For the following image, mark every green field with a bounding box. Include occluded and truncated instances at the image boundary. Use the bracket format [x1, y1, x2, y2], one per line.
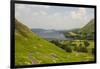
[52, 40, 94, 61]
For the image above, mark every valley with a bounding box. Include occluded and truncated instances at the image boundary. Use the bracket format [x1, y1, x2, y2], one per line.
[15, 19, 95, 66]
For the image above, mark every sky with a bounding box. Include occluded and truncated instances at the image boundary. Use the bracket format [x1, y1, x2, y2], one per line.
[15, 4, 94, 30]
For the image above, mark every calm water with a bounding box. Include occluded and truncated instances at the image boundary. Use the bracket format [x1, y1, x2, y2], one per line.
[32, 29, 73, 40]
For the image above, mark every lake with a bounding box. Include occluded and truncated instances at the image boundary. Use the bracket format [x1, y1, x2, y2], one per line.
[31, 29, 74, 41]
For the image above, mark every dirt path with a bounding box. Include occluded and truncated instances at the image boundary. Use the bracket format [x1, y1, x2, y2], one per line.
[28, 53, 39, 64]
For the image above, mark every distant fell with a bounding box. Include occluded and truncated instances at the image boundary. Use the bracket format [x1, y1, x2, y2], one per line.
[80, 19, 94, 33]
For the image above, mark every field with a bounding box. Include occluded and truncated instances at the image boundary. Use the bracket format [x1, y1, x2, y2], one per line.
[50, 40, 95, 62]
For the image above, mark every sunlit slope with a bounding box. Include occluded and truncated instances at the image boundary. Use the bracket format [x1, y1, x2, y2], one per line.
[80, 19, 94, 33]
[15, 19, 72, 65]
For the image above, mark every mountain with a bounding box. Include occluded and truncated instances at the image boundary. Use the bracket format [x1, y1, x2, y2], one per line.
[31, 29, 67, 40]
[15, 19, 72, 66]
[80, 19, 94, 33]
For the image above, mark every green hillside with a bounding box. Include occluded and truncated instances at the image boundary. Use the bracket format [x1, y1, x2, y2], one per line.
[80, 19, 94, 33]
[15, 19, 72, 66]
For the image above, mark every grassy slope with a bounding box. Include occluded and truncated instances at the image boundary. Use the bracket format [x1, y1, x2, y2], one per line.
[80, 19, 94, 33]
[15, 19, 73, 65]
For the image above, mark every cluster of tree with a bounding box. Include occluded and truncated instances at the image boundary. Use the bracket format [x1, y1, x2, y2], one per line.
[78, 32, 94, 40]
[64, 32, 94, 40]
[51, 40, 72, 53]
[74, 44, 88, 53]
[50, 40, 94, 55]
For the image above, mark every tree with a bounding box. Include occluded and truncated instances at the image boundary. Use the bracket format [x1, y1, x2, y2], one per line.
[74, 46, 78, 51]
[76, 43, 88, 53]
[51, 40, 59, 46]
[84, 41, 90, 47]
[64, 46, 72, 53]
[78, 47, 88, 53]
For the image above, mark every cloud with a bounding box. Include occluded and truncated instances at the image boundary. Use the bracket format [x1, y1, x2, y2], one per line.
[71, 8, 86, 20]
[32, 12, 39, 16]
[39, 11, 48, 15]
[15, 4, 94, 30]
[42, 5, 51, 9]
[15, 4, 25, 9]
[53, 13, 61, 17]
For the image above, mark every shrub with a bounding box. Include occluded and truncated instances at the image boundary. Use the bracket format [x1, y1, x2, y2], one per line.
[77, 47, 88, 53]
[51, 40, 58, 45]
[84, 41, 90, 47]
[64, 46, 72, 53]
[74, 46, 78, 51]
[79, 43, 83, 47]
[70, 44, 77, 46]
[51, 40, 62, 47]
[61, 45, 66, 49]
